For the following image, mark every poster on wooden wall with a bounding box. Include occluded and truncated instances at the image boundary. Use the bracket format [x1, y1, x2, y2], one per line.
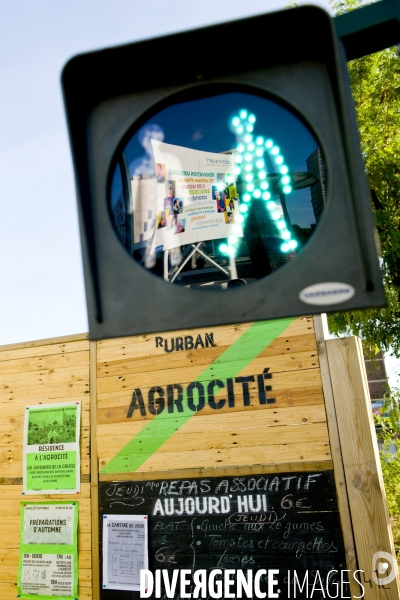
[17, 501, 78, 600]
[102, 514, 148, 591]
[22, 402, 81, 494]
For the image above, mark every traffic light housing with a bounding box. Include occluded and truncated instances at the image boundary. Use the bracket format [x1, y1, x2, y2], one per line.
[62, 5, 385, 340]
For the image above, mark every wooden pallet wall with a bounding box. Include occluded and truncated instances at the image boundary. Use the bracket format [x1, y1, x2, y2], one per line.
[1, 316, 398, 600]
[0, 334, 92, 599]
[96, 317, 332, 478]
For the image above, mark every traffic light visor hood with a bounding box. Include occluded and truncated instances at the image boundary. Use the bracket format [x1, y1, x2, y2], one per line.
[62, 5, 385, 339]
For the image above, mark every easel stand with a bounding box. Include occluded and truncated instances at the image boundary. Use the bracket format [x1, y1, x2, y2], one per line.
[164, 243, 237, 284]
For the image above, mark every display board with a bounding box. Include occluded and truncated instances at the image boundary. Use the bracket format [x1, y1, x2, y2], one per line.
[96, 317, 331, 476]
[1, 318, 399, 599]
[99, 472, 348, 600]
[151, 140, 242, 250]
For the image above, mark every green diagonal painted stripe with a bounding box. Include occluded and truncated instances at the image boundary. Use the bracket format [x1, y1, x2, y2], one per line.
[101, 318, 295, 473]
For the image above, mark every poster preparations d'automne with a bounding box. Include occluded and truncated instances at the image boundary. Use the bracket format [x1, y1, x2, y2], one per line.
[17, 502, 79, 600]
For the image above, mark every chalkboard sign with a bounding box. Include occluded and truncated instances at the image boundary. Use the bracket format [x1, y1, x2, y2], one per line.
[99, 471, 349, 599]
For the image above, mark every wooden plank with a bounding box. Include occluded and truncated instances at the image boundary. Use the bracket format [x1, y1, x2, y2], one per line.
[90, 340, 100, 600]
[0, 350, 89, 376]
[0, 483, 91, 498]
[0, 497, 91, 518]
[97, 343, 319, 378]
[0, 396, 90, 418]
[95, 316, 314, 358]
[77, 569, 92, 583]
[97, 402, 328, 470]
[0, 380, 90, 402]
[171, 402, 327, 429]
[100, 440, 331, 473]
[0, 457, 90, 478]
[0, 407, 90, 435]
[97, 366, 323, 403]
[97, 374, 323, 408]
[79, 531, 92, 552]
[0, 338, 88, 361]
[97, 316, 313, 350]
[97, 376, 324, 424]
[0, 456, 90, 479]
[97, 334, 318, 378]
[0, 498, 91, 517]
[0, 475, 90, 485]
[98, 421, 329, 460]
[98, 386, 325, 426]
[326, 336, 400, 599]
[98, 388, 325, 426]
[4, 402, 324, 440]
[97, 403, 327, 442]
[313, 315, 361, 598]
[0, 439, 90, 462]
[0, 429, 90, 450]
[96, 323, 254, 358]
[0, 364, 89, 391]
[96, 354, 320, 396]
[99, 460, 334, 481]
[134, 440, 331, 471]
[0, 432, 89, 456]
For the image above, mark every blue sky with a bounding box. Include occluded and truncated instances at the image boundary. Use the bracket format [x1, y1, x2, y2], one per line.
[1, 0, 397, 386]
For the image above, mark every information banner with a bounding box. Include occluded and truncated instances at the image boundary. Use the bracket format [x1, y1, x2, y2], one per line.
[17, 502, 79, 600]
[151, 140, 243, 250]
[102, 514, 148, 591]
[23, 402, 81, 494]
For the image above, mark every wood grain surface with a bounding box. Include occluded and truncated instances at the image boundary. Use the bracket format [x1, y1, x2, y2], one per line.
[327, 336, 400, 600]
[0, 335, 92, 597]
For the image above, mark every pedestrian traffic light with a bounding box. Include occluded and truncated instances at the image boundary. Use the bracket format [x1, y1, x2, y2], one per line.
[62, 4, 385, 340]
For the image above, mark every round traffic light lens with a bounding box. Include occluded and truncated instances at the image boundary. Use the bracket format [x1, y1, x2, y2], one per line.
[109, 89, 324, 290]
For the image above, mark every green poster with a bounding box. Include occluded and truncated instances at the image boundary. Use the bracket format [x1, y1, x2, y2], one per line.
[23, 402, 81, 494]
[17, 502, 79, 600]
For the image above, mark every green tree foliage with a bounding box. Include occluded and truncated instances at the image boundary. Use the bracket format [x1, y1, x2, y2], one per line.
[327, 0, 400, 560]
[379, 437, 400, 557]
[327, 0, 400, 357]
[375, 388, 400, 558]
[374, 386, 400, 558]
